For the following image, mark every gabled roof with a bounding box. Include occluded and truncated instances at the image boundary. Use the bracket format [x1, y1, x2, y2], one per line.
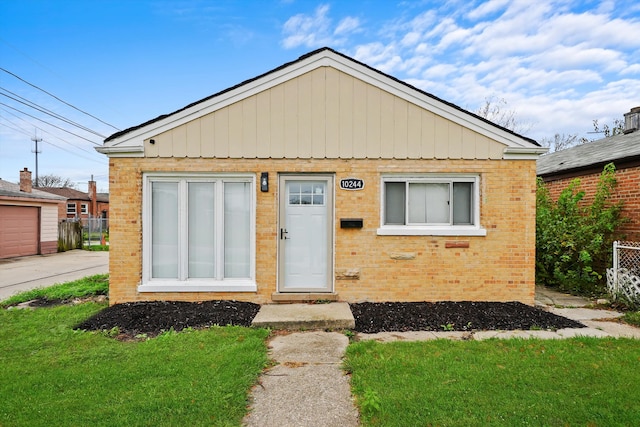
[98, 47, 544, 159]
[537, 130, 640, 177]
[0, 179, 66, 202]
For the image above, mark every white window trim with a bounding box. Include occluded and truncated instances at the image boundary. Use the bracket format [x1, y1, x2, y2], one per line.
[67, 203, 76, 215]
[139, 172, 257, 293]
[377, 174, 487, 236]
[81, 203, 89, 214]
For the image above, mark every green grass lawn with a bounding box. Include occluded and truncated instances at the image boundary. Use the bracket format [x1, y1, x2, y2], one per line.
[345, 338, 640, 426]
[0, 301, 269, 426]
[0, 274, 109, 308]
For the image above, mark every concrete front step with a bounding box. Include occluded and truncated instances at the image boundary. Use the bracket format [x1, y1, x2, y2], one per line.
[251, 302, 355, 330]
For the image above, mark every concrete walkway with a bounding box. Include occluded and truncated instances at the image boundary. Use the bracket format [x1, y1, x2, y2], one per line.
[0, 250, 108, 300]
[243, 331, 359, 427]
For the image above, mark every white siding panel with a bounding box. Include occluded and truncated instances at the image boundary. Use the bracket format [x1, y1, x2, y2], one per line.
[157, 132, 173, 157]
[228, 102, 243, 158]
[365, 84, 381, 157]
[379, 90, 394, 159]
[311, 68, 326, 158]
[256, 90, 271, 158]
[448, 122, 463, 159]
[186, 120, 201, 158]
[407, 103, 422, 159]
[40, 205, 58, 242]
[325, 67, 340, 158]
[393, 97, 408, 159]
[214, 106, 230, 158]
[201, 113, 215, 158]
[242, 96, 257, 158]
[420, 110, 436, 158]
[172, 125, 187, 157]
[352, 78, 367, 159]
[338, 72, 353, 159]
[298, 71, 313, 158]
[269, 84, 285, 158]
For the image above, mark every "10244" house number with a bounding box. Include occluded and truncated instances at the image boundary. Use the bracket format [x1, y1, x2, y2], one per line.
[339, 178, 365, 190]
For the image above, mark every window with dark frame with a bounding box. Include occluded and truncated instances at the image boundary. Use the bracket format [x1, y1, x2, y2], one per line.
[383, 177, 475, 227]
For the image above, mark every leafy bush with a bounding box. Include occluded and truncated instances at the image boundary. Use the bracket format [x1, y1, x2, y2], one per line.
[536, 163, 626, 296]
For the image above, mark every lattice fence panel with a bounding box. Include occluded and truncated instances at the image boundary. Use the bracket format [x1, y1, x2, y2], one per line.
[607, 241, 640, 303]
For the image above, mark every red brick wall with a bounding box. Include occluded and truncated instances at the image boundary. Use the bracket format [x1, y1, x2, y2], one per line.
[542, 165, 640, 241]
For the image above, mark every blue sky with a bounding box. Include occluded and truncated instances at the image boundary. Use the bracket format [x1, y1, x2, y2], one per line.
[1, 0, 639, 192]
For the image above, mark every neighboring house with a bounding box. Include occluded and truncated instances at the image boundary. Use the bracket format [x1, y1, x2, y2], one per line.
[0, 168, 65, 259]
[537, 106, 640, 241]
[97, 47, 546, 306]
[38, 180, 109, 222]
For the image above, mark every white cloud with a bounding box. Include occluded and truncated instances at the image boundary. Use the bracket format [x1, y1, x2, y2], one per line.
[467, 0, 510, 20]
[281, 4, 360, 49]
[279, 0, 640, 141]
[281, 4, 331, 49]
[334, 16, 360, 35]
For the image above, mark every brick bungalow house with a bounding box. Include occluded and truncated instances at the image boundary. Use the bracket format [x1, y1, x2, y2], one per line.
[0, 168, 64, 258]
[38, 179, 109, 222]
[97, 47, 546, 306]
[537, 107, 640, 241]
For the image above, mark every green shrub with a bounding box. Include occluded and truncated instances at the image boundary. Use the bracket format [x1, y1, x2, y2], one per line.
[536, 163, 626, 296]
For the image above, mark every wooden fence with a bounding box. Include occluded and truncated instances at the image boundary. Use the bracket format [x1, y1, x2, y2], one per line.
[58, 220, 82, 251]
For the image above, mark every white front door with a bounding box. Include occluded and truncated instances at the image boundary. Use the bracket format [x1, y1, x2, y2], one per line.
[278, 175, 333, 292]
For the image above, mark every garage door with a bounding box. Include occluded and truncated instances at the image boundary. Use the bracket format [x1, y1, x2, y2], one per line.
[0, 206, 39, 259]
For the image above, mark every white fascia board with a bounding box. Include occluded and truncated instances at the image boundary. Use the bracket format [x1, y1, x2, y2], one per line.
[502, 146, 548, 160]
[95, 145, 144, 157]
[103, 49, 539, 151]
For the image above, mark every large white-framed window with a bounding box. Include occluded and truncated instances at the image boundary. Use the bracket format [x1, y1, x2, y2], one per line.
[139, 173, 256, 292]
[67, 203, 76, 215]
[377, 174, 486, 236]
[81, 203, 89, 214]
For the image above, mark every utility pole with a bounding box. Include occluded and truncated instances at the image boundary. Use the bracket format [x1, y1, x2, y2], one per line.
[31, 135, 42, 186]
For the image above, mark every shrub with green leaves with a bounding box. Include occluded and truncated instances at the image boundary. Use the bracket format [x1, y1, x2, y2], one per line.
[536, 163, 626, 296]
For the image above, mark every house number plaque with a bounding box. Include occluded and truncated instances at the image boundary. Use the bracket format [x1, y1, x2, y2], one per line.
[339, 178, 365, 190]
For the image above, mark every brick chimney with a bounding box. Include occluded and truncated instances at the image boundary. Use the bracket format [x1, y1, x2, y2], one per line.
[624, 106, 640, 134]
[19, 168, 32, 193]
[88, 177, 97, 217]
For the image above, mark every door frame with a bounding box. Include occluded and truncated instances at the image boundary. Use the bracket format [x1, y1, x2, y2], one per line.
[277, 173, 334, 293]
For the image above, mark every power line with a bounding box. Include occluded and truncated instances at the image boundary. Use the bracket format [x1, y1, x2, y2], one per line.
[0, 67, 120, 131]
[0, 106, 106, 159]
[0, 121, 106, 164]
[0, 102, 102, 145]
[0, 88, 107, 138]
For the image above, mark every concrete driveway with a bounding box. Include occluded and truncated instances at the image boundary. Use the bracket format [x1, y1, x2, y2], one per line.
[0, 250, 108, 301]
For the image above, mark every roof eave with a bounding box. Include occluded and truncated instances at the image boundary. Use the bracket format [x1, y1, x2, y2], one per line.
[95, 145, 145, 158]
[503, 146, 548, 160]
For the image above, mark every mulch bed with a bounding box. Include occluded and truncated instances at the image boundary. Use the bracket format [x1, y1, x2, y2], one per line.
[75, 300, 260, 337]
[350, 301, 585, 333]
[72, 299, 585, 337]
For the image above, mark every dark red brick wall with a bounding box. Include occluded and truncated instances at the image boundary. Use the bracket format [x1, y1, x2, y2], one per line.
[542, 166, 640, 241]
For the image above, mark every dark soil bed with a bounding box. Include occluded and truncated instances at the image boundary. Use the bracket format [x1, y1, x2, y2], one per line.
[350, 301, 585, 333]
[74, 299, 584, 337]
[75, 300, 260, 337]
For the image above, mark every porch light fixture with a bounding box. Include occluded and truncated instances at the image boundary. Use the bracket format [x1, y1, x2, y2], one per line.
[260, 172, 269, 192]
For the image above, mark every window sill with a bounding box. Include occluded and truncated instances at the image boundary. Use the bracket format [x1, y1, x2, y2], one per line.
[138, 279, 257, 293]
[376, 226, 487, 236]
